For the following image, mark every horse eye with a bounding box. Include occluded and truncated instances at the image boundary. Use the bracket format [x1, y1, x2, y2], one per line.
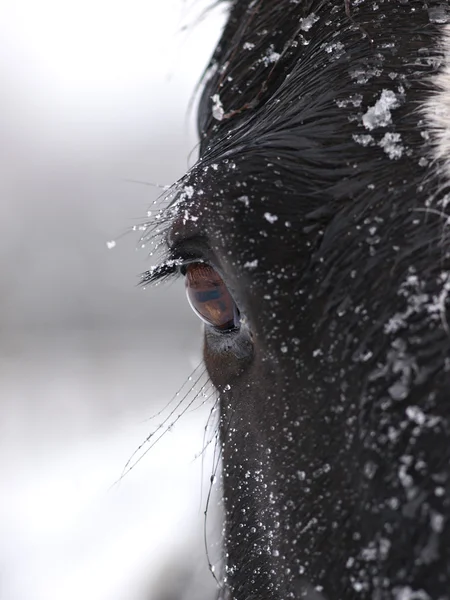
[185, 262, 240, 331]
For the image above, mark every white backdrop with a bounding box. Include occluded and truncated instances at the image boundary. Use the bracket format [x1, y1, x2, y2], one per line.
[0, 1, 226, 598]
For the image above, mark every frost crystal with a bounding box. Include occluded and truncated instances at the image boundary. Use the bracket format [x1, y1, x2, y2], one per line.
[211, 94, 224, 121]
[350, 66, 382, 84]
[393, 587, 430, 600]
[237, 195, 250, 207]
[379, 132, 404, 159]
[336, 93, 363, 108]
[352, 134, 374, 147]
[262, 47, 281, 66]
[267, 50, 280, 63]
[264, 212, 278, 224]
[244, 259, 258, 269]
[362, 90, 400, 130]
[183, 185, 194, 199]
[300, 13, 319, 31]
[324, 41, 345, 58]
[406, 405, 426, 426]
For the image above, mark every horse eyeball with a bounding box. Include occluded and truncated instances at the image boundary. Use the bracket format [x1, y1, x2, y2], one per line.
[185, 262, 239, 331]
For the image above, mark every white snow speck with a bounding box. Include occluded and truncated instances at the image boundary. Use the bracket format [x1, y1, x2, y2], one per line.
[243, 42, 255, 50]
[183, 185, 194, 199]
[324, 41, 345, 58]
[183, 210, 198, 223]
[244, 259, 258, 269]
[393, 587, 430, 600]
[352, 134, 374, 147]
[388, 381, 409, 401]
[336, 93, 363, 108]
[237, 195, 250, 207]
[406, 405, 426, 426]
[264, 212, 278, 224]
[300, 13, 319, 31]
[350, 66, 382, 84]
[352, 581, 365, 593]
[211, 94, 224, 121]
[106, 240, 116, 249]
[262, 47, 281, 66]
[378, 132, 404, 159]
[362, 90, 400, 130]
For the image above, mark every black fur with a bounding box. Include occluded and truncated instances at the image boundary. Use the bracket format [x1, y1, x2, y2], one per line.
[149, 1, 450, 598]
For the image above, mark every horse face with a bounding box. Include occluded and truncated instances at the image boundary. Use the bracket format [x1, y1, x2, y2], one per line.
[148, 1, 450, 598]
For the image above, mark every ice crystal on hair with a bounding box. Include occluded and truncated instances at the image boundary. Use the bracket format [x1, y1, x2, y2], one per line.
[379, 132, 404, 159]
[237, 195, 250, 207]
[262, 46, 281, 66]
[264, 212, 278, 224]
[211, 94, 224, 121]
[362, 90, 400, 130]
[299, 12, 319, 31]
[324, 41, 345, 59]
[244, 259, 258, 269]
[353, 134, 374, 147]
[393, 587, 430, 600]
[183, 185, 194, 199]
[336, 93, 363, 108]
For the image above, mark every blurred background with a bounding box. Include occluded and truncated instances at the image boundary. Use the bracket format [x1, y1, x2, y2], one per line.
[0, 1, 226, 598]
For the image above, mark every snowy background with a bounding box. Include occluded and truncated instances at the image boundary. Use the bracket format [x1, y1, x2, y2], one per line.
[0, 1, 226, 598]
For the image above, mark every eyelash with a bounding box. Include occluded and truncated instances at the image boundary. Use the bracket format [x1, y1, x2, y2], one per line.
[139, 258, 185, 287]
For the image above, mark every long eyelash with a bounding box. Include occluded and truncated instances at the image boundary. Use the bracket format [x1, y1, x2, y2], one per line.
[139, 258, 184, 287]
[140, 253, 208, 287]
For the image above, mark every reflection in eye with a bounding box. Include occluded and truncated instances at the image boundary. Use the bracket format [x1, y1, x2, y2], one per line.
[185, 263, 240, 331]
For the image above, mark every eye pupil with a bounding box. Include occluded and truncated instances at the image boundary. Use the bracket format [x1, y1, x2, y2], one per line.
[185, 263, 239, 331]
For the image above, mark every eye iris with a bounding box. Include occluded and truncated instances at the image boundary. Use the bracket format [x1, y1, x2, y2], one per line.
[185, 263, 239, 330]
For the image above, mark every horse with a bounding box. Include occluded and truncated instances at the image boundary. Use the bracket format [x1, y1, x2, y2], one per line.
[141, 1, 450, 598]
